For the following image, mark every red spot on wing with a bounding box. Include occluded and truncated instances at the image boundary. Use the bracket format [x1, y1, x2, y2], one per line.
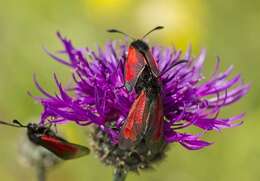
[143, 94, 165, 153]
[125, 47, 137, 81]
[145, 94, 164, 143]
[40, 135, 78, 153]
[152, 95, 164, 140]
[39, 135, 89, 160]
[119, 90, 150, 151]
[125, 47, 146, 90]
[123, 90, 147, 141]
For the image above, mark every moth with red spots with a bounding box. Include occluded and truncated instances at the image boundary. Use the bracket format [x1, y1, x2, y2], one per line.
[107, 26, 163, 92]
[0, 120, 90, 160]
[118, 55, 188, 151]
[108, 27, 188, 152]
[119, 66, 165, 153]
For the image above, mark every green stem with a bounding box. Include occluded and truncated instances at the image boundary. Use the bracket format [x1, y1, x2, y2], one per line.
[36, 164, 46, 181]
[113, 168, 128, 181]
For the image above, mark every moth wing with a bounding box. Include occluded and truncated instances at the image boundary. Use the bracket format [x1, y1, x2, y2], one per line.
[144, 94, 165, 152]
[39, 135, 90, 160]
[119, 90, 149, 149]
[144, 51, 160, 77]
[124, 47, 146, 91]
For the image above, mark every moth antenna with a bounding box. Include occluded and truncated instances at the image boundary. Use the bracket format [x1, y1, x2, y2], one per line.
[158, 60, 188, 78]
[142, 26, 164, 39]
[0, 120, 24, 128]
[107, 29, 135, 40]
[12, 120, 27, 128]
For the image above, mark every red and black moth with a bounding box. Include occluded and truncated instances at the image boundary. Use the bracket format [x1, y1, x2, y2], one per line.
[107, 26, 163, 92]
[108, 27, 165, 151]
[119, 64, 188, 152]
[118, 66, 165, 152]
[108, 26, 187, 92]
[0, 120, 90, 160]
[108, 26, 188, 151]
[119, 89, 164, 153]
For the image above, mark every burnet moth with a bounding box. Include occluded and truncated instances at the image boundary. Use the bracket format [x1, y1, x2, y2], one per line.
[0, 120, 90, 160]
[108, 26, 188, 151]
[118, 67, 165, 153]
[118, 56, 188, 152]
[107, 26, 163, 92]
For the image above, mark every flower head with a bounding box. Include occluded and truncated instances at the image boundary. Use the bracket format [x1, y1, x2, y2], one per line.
[34, 33, 249, 171]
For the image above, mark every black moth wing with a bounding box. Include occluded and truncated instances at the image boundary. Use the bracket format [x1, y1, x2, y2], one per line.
[38, 134, 90, 160]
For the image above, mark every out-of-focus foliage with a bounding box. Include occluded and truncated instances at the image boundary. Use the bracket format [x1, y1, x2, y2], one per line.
[0, 0, 258, 180]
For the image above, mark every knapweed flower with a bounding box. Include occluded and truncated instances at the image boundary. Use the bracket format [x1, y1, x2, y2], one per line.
[34, 33, 249, 174]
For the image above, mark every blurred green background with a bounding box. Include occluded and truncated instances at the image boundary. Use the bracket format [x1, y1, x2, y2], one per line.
[0, 0, 258, 180]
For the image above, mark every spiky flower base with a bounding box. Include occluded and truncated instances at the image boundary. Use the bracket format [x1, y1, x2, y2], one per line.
[91, 126, 168, 172]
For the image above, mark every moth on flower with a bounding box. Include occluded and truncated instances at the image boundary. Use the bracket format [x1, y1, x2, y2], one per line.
[108, 26, 183, 153]
[34, 31, 249, 171]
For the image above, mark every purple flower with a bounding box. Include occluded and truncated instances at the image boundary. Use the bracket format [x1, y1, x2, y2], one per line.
[34, 32, 249, 151]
